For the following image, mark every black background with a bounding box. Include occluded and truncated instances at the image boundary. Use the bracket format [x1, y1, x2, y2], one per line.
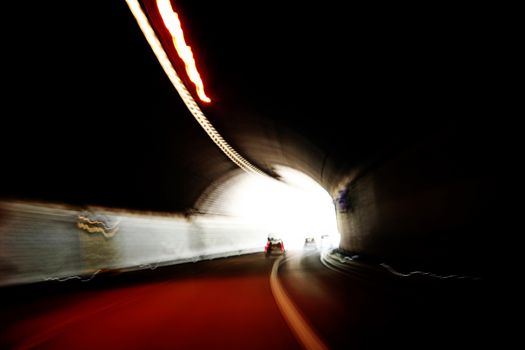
[1, 1, 512, 211]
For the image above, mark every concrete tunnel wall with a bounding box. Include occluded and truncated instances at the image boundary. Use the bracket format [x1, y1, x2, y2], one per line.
[222, 118, 505, 279]
[0, 201, 270, 286]
[0, 120, 505, 285]
[328, 124, 505, 279]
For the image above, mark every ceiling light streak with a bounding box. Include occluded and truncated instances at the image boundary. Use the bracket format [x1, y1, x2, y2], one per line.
[156, 0, 210, 103]
[125, 0, 265, 176]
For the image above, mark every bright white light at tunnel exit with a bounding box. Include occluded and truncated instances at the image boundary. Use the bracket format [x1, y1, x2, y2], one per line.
[224, 166, 340, 250]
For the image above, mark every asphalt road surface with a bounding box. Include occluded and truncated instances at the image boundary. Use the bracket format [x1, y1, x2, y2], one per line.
[1, 251, 499, 349]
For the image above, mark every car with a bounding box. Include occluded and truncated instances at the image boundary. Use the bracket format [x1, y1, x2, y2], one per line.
[303, 237, 317, 250]
[265, 237, 285, 257]
[320, 234, 339, 250]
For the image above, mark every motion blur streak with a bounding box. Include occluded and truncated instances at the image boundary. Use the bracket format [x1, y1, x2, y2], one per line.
[125, 0, 265, 176]
[44, 270, 101, 283]
[76, 222, 118, 238]
[77, 215, 119, 238]
[77, 215, 119, 230]
[0, 200, 268, 286]
[156, 0, 210, 103]
[270, 256, 328, 350]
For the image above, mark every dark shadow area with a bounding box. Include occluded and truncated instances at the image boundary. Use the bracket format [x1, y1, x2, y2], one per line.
[280, 252, 506, 349]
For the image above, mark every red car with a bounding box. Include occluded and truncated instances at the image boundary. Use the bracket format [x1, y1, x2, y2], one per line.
[265, 238, 285, 257]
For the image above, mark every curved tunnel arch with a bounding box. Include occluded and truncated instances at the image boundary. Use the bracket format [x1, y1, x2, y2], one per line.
[0, 0, 509, 282]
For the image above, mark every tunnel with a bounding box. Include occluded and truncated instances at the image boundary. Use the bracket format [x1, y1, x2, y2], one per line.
[2, 0, 508, 280]
[0, 1, 512, 348]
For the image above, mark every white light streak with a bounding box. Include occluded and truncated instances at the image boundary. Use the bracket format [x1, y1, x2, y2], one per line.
[156, 0, 211, 103]
[125, 0, 265, 176]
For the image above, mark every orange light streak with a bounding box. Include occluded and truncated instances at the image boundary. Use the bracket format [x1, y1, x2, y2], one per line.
[77, 215, 120, 238]
[157, 0, 211, 103]
[126, 0, 265, 175]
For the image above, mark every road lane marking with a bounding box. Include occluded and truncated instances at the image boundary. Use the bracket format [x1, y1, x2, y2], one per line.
[270, 255, 329, 350]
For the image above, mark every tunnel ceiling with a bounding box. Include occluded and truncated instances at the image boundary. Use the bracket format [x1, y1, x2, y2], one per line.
[2, 1, 501, 213]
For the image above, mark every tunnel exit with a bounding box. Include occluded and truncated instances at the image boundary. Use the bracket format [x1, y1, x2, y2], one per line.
[196, 166, 341, 251]
[0, 167, 340, 286]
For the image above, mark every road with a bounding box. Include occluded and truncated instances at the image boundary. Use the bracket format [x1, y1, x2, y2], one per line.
[1, 251, 497, 349]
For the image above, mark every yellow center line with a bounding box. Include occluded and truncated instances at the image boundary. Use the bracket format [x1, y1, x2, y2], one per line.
[270, 255, 329, 350]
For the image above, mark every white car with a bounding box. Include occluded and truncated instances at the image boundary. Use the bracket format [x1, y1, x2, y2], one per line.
[303, 237, 317, 250]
